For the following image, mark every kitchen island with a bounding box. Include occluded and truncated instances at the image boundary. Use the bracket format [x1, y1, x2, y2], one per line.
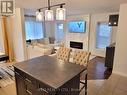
[14, 55, 86, 95]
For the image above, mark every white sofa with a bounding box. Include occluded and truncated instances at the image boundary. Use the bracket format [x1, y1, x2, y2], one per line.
[27, 44, 54, 59]
[26, 37, 63, 59]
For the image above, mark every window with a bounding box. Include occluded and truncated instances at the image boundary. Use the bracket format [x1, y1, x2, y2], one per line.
[55, 23, 64, 42]
[0, 23, 5, 53]
[96, 22, 111, 49]
[25, 16, 44, 40]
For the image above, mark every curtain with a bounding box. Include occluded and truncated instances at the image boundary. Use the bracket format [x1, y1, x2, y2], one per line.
[25, 16, 44, 40]
[1, 16, 14, 62]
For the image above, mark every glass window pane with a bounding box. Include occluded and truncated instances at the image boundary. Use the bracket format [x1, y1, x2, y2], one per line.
[34, 22, 44, 39]
[96, 22, 111, 49]
[25, 19, 44, 40]
[55, 23, 64, 42]
[25, 21, 35, 40]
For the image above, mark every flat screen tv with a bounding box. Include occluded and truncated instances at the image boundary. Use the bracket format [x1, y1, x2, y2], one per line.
[68, 21, 86, 33]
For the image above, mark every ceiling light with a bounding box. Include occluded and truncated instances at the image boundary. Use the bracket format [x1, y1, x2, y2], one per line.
[36, 0, 66, 21]
[56, 7, 66, 20]
[36, 11, 44, 22]
[45, 9, 54, 21]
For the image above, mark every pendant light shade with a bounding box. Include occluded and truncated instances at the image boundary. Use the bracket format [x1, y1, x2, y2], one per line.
[36, 11, 44, 22]
[45, 10, 54, 21]
[36, 0, 66, 21]
[56, 8, 66, 20]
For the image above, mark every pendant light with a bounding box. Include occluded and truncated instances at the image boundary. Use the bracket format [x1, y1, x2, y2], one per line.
[45, 0, 54, 21]
[56, 5, 66, 20]
[45, 10, 54, 21]
[36, 9, 44, 22]
[36, 0, 66, 21]
[45, 9, 54, 21]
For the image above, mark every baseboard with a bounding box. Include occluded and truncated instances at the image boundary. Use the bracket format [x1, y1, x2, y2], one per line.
[14, 58, 23, 62]
[112, 71, 127, 78]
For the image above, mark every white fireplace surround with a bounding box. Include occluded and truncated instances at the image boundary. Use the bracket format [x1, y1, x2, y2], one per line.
[65, 15, 90, 51]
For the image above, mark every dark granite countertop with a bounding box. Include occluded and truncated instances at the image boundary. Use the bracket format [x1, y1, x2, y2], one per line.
[13, 55, 86, 89]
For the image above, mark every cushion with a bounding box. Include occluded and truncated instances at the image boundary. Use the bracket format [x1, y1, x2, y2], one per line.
[37, 38, 50, 45]
[43, 38, 50, 45]
[37, 39, 45, 44]
[57, 47, 71, 62]
[73, 50, 91, 66]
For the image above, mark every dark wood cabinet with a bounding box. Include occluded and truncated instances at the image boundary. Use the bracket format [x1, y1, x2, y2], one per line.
[15, 68, 81, 95]
[15, 68, 50, 95]
[105, 46, 115, 68]
[15, 70, 26, 95]
[15, 68, 51, 95]
[14, 55, 85, 95]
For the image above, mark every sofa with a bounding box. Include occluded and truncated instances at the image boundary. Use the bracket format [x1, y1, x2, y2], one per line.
[26, 37, 56, 59]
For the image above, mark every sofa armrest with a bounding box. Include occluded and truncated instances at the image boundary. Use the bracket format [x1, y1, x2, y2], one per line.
[49, 53, 57, 58]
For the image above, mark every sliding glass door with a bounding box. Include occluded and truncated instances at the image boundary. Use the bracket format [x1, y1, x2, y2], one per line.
[96, 22, 112, 49]
[94, 22, 112, 57]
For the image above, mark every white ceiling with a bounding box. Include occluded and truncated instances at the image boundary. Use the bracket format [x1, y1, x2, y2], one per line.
[16, 0, 127, 15]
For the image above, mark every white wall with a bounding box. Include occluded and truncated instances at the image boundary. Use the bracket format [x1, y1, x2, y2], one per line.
[65, 15, 90, 51]
[113, 4, 127, 77]
[89, 13, 118, 57]
[64, 13, 117, 56]
[11, 8, 27, 62]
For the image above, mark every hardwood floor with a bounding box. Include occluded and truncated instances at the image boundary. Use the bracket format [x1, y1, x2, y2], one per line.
[0, 56, 113, 95]
[88, 56, 112, 80]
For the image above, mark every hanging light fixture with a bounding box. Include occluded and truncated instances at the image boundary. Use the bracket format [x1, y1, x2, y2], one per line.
[36, 9, 44, 22]
[56, 5, 66, 20]
[45, 10, 54, 21]
[36, 0, 66, 21]
[45, 0, 54, 21]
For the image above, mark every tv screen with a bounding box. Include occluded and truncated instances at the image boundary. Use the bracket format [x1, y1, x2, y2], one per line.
[68, 21, 86, 33]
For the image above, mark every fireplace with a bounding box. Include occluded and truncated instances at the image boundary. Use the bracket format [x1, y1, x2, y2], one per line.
[70, 41, 83, 49]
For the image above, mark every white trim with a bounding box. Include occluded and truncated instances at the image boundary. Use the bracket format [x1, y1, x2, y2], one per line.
[112, 71, 127, 78]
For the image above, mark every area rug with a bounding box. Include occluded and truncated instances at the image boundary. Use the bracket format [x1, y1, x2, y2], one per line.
[0, 63, 14, 88]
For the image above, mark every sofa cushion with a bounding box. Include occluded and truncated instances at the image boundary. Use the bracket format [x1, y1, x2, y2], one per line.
[37, 38, 50, 45]
[43, 38, 50, 45]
